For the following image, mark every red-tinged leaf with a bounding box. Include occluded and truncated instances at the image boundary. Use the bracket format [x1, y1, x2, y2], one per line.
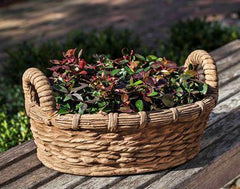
[129, 61, 139, 71]
[165, 61, 177, 69]
[133, 71, 145, 79]
[145, 77, 154, 86]
[143, 70, 151, 82]
[146, 88, 153, 96]
[130, 50, 134, 56]
[144, 97, 152, 103]
[121, 94, 129, 102]
[79, 59, 87, 69]
[62, 65, 70, 70]
[118, 106, 134, 113]
[78, 49, 83, 60]
[48, 65, 62, 72]
[50, 60, 61, 64]
[63, 48, 77, 58]
[80, 70, 87, 75]
[114, 89, 128, 94]
[86, 65, 96, 69]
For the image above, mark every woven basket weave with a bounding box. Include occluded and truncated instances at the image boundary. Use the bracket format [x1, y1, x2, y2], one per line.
[22, 50, 218, 176]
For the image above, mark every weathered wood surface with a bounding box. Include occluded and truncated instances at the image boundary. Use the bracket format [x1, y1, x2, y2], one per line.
[1, 40, 240, 189]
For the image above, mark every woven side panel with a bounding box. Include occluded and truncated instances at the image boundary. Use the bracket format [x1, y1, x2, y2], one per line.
[31, 111, 209, 176]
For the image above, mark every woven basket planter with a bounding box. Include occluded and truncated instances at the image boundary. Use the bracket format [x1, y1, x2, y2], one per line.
[22, 50, 218, 176]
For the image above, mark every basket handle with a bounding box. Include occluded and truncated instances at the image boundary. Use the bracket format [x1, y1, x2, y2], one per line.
[22, 68, 56, 116]
[184, 50, 218, 103]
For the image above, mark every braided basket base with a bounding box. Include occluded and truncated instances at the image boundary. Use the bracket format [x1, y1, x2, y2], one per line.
[31, 114, 208, 176]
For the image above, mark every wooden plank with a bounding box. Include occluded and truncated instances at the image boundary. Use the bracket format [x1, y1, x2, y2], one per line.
[181, 144, 240, 189]
[210, 39, 240, 61]
[144, 111, 240, 189]
[109, 172, 167, 189]
[0, 153, 41, 187]
[1, 166, 61, 189]
[0, 140, 36, 170]
[39, 174, 87, 189]
[218, 58, 240, 87]
[74, 177, 126, 189]
[216, 49, 240, 74]
[208, 90, 240, 127]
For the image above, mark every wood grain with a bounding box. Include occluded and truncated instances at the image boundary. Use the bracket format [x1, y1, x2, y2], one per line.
[1, 166, 60, 189]
[74, 176, 126, 189]
[210, 39, 240, 61]
[0, 140, 36, 170]
[182, 143, 240, 189]
[0, 153, 41, 187]
[39, 174, 87, 189]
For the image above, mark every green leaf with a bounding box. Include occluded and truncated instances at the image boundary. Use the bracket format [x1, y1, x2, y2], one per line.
[58, 108, 70, 115]
[106, 65, 114, 69]
[130, 77, 133, 84]
[146, 55, 158, 61]
[78, 109, 84, 115]
[53, 85, 68, 94]
[63, 94, 72, 102]
[111, 69, 120, 76]
[135, 100, 144, 111]
[65, 103, 70, 109]
[75, 102, 83, 110]
[124, 66, 134, 75]
[133, 80, 143, 86]
[176, 87, 183, 97]
[135, 54, 145, 61]
[162, 94, 174, 107]
[148, 91, 158, 97]
[185, 70, 197, 77]
[200, 83, 208, 95]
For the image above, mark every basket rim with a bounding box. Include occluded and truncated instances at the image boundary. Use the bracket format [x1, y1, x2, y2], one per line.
[29, 94, 215, 132]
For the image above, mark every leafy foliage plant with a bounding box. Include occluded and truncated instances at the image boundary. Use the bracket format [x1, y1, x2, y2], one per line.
[49, 48, 208, 114]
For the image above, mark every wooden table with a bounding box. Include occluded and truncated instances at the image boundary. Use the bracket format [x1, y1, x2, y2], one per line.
[1, 40, 240, 189]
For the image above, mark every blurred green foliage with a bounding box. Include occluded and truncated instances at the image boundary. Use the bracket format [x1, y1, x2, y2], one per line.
[3, 27, 141, 85]
[0, 82, 31, 152]
[158, 18, 240, 64]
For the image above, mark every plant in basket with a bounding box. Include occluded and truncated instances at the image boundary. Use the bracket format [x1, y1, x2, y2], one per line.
[48, 48, 208, 115]
[22, 48, 218, 176]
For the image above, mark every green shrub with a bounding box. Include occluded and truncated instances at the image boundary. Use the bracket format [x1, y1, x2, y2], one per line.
[158, 18, 240, 65]
[0, 110, 31, 153]
[0, 80, 31, 152]
[3, 27, 141, 85]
